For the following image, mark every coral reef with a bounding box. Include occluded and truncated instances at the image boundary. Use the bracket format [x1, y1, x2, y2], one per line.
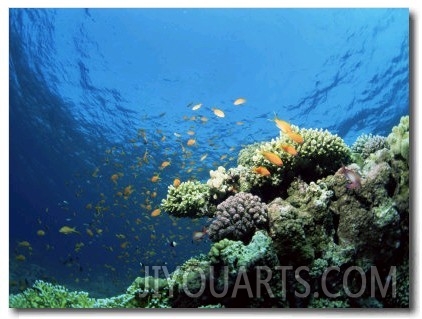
[172, 231, 286, 308]
[9, 280, 95, 308]
[160, 180, 213, 218]
[207, 166, 240, 200]
[351, 133, 388, 160]
[237, 126, 350, 200]
[387, 115, 409, 162]
[207, 192, 269, 243]
[11, 116, 409, 309]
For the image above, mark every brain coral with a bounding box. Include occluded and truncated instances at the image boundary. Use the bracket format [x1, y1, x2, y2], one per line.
[160, 180, 212, 218]
[207, 192, 268, 243]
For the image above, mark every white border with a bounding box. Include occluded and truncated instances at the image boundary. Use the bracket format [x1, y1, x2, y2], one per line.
[2, 1, 419, 319]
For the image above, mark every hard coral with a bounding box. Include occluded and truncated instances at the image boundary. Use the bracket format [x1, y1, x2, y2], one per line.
[208, 192, 268, 243]
[237, 126, 350, 200]
[160, 180, 212, 218]
[387, 115, 409, 162]
[351, 133, 388, 159]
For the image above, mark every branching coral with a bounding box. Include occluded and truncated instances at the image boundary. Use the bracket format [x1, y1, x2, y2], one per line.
[207, 192, 268, 243]
[351, 133, 388, 159]
[9, 280, 95, 308]
[160, 180, 213, 218]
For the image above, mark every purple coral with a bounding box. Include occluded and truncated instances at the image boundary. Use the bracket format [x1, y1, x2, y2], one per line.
[208, 192, 268, 243]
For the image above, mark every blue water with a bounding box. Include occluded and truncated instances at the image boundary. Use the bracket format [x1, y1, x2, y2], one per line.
[9, 8, 409, 298]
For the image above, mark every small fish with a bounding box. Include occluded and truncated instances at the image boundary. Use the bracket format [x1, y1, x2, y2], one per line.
[280, 143, 298, 156]
[212, 108, 225, 118]
[273, 116, 292, 133]
[173, 178, 181, 188]
[15, 254, 26, 262]
[192, 227, 207, 242]
[110, 173, 120, 184]
[151, 175, 160, 183]
[59, 226, 80, 235]
[286, 132, 304, 144]
[167, 239, 177, 247]
[151, 209, 161, 217]
[338, 166, 362, 190]
[36, 230, 45, 236]
[187, 139, 196, 146]
[253, 166, 271, 176]
[233, 98, 246, 106]
[200, 154, 208, 161]
[192, 103, 202, 111]
[261, 151, 283, 166]
[18, 241, 31, 247]
[160, 161, 171, 169]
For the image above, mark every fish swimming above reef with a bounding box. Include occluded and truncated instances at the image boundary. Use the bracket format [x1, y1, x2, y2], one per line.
[261, 151, 283, 166]
[253, 166, 271, 176]
[337, 165, 362, 190]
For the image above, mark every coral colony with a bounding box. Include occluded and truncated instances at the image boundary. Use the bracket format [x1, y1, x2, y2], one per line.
[10, 116, 409, 308]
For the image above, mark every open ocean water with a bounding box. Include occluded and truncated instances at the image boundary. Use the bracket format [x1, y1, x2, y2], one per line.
[9, 8, 408, 303]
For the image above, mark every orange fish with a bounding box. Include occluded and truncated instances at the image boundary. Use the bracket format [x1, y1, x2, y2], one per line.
[261, 151, 283, 166]
[160, 161, 171, 169]
[273, 116, 292, 133]
[280, 143, 298, 156]
[286, 132, 304, 144]
[233, 98, 246, 106]
[253, 166, 271, 176]
[123, 185, 134, 197]
[151, 175, 160, 183]
[212, 108, 225, 118]
[151, 209, 161, 217]
[173, 178, 181, 188]
[187, 139, 196, 146]
[110, 173, 120, 184]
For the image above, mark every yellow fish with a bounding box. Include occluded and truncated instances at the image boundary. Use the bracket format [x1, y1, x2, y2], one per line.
[36, 230, 45, 236]
[59, 226, 80, 235]
[15, 254, 26, 262]
[18, 241, 31, 247]
[212, 108, 225, 118]
[233, 98, 246, 106]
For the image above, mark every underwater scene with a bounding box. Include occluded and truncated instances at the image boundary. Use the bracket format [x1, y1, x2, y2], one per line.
[9, 8, 409, 308]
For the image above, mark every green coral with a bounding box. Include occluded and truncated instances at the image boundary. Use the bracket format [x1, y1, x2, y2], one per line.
[9, 280, 95, 308]
[267, 197, 315, 265]
[160, 180, 213, 218]
[387, 115, 409, 162]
